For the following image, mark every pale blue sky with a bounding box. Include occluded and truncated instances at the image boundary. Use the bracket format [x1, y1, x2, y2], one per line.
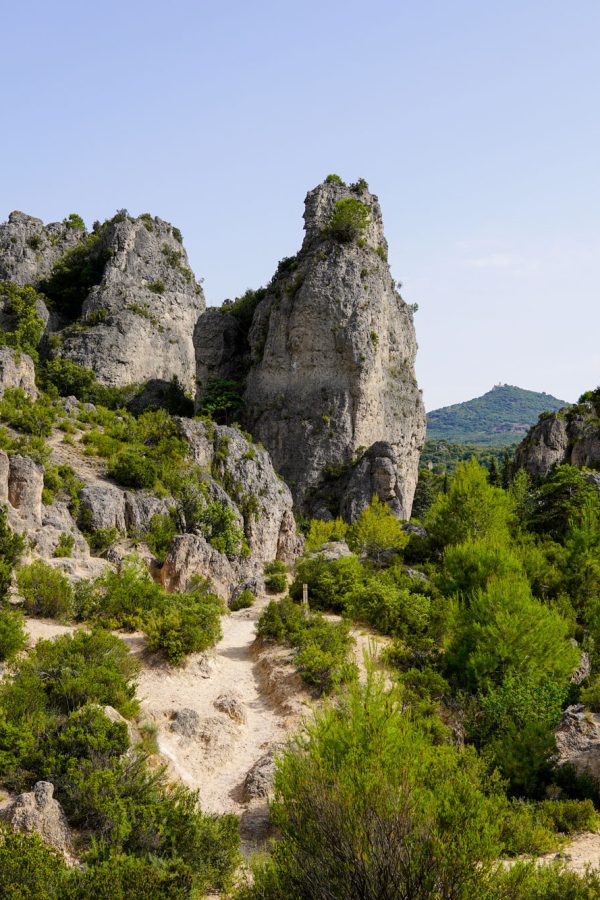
[2, 0, 598, 409]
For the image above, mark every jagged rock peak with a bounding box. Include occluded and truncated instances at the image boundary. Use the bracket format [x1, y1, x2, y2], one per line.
[196, 176, 426, 520]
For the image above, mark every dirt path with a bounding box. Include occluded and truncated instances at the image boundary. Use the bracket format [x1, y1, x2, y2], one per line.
[130, 595, 289, 817]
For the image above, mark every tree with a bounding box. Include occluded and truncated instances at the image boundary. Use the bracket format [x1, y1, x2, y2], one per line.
[347, 496, 408, 565]
[241, 671, 506, 899]
[426, 458, 513, 550]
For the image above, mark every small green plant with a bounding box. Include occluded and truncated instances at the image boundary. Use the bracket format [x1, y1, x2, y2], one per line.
[17, 560, 74, 619]
[264, 560, 288, 593]
[370, 330, 379, 349]
[0, 608, 27, 661]
[326, 198, 371, 243]
[229, 589, 255, 611]
[26, 234, 42, 250]
[63, 213, 86, 231]
[324, 173, 345, 185]
[349, 177, 368, 192]
[85, 527, 119, 556]
[172, 226, 183, 243]
[53, 532, 75, 558]
[147, 279, 166, 294]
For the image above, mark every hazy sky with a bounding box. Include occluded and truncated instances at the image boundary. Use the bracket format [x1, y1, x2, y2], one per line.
[2, 1, 598, 409]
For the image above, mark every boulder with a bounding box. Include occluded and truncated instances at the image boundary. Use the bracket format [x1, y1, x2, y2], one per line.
[214, 692, 246, 724]
[159, 533, 237, 597]
[0, 211, 83, 286]
[171, 708, 201, 738]
[555, 704, 600, 781]
[243, 751, 278, 800]
[78, 483, 127, 532]
[0, 781, 71, 855]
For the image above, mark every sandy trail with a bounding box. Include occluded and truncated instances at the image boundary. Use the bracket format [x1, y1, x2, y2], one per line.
[129, 594, 288, 816]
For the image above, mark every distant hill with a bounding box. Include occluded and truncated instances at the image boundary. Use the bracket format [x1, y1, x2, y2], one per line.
[426, 384, 568, 447]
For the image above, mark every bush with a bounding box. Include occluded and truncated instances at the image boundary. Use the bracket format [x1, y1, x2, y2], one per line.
[425, 458, 513, 550]
[257, 598, 356, 693]
[304, 517, 348, 552]
[326, 197, 370, 243]
[0, 387, 56, 436]
[39, 229, 112, 320]
[243, 671, 507, 899]
[40, 357, 130, 409]
[0, 281, 45, 361]
[229, 589, 255, 611]
[0, 506, 24, 602]
[108, 448, 159, 489]
[447, 576, 579, 693]
[0, 825, 69, 897]
[345, 577, 431, 641]
[347, 497, 408, 564]
[440, 538, 524, 596]
[289, 554, 364, 611]
[145, 587, 223, 665]
[53, 532, 75, 557]
[324, 173, 345, 185]
[0, 608, 27, 661]
[264, 559, 288, 593]
[146, 512, 178, 563]
[17, 560, 74, 619]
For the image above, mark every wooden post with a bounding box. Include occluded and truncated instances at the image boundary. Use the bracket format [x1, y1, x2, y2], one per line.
[302, 582, 309, 611]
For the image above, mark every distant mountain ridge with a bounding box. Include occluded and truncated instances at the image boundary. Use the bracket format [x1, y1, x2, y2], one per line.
[426, 384, 568, 447]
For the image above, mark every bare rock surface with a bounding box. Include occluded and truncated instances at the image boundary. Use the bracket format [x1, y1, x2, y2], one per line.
[0, 347, 37, 400]
[243, 750, 278, 800]
[0, 211, 83, 286]
[555, 704, 600, 781]
[0, 781, 71, 856]
[214, 691, 246, 724]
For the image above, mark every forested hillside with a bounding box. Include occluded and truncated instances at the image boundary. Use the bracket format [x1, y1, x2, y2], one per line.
[427, 384, 567, 446]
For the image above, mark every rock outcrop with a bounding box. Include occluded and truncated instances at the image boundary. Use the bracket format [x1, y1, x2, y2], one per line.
[0, 347, 38, 400]
[514, 391, 600, 479]
[195, 179, 426, 520]
[0, 212, 83, 286]
[0, 209, 205, 394]
[57, 214, 204, 393]
[555, 704, 600, 781]
[0, 781, 71, 856]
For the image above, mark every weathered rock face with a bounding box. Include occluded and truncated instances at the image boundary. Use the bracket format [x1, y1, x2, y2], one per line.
[0, 211, 83, 286]
[56, 215, 204, 393]
[514, 394, 600, 479]
[195, 179, 426, 520]
[0, 209, 205, 394]
[0, 347, 38, 400]
[0, 781, 71, 855]
[555, 704, 600, 781]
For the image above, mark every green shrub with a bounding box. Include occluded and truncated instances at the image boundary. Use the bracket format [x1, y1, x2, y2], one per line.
[265, 572, 287, 593]
[84, 526, 118, 556]
[244, 671, 507, 899]
[425, 458, 514, 549]
[53, 532, 75, 558]
[580, 675, 600, 710]
[0, 282, 45, 361]
[0, 825, 70, 897]
[304, 517, 348, 552]
[326, 197, 370, 242]
[448, 576, 579, 693]
[347, 496, 408, 564]
[440, 538, 524, 596]
[345, 577, 431, 641]
[146, 512, 178, 563]
[197, 377, 242, 424]
[289, 554, 364, 611]
[258, 598, 355, 693]
[43, 463, 84, 511]
[2, 628, 139, 718]
[0, 506, 24, 602]
[0, 608, 27, 661]
[0, 388, 56, 436]
[40, 357, 130, 408]
[39, 229, 112, 320]
[145, 586, 223, 665]
[324, 173, 345, 185]
[108, 448, 159, 489]
[17, 560, 74, 619]
[148, 278, 166, 294]
[64, 212, 86, 231]
[74, 558, 163, 628]
[229, 589, 255, 611]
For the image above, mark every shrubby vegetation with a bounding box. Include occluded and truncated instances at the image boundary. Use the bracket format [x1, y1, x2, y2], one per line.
[0, 629, 240, 894]
[326, 197, 371, 243]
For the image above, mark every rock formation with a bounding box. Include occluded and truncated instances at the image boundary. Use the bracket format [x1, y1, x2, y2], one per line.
[555, 704, 600, 782]
[195, 178, 426, 520]
[514, 390, 600, 479]
[0, 210, 205, 394]
[0, 347, 38, 400]
[0, 781, 71, 856]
